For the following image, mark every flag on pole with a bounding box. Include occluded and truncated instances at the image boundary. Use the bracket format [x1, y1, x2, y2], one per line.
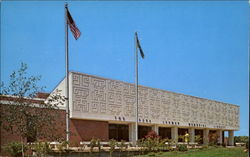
[66, 7, 81, 40]
[135, 32, 145, 59]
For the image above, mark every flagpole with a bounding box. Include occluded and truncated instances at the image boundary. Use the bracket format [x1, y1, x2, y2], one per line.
[135, 32, 139, 143]
[65, 3, 70, 144]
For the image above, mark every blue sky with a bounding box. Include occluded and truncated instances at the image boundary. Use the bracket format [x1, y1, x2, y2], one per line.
[1, 1, 249, 136]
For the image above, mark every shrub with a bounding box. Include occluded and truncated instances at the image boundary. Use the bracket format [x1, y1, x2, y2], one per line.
[156, 138, 168, 151]
[145, 130, 159, 139]
[142, 137, 167, 152]
[137, 139, 147, 154]
[164, 138, 174, 151]
[137, 138, 145, 147]
[109, 139, 117, 157]
[195, 135, 202, 144]
[90, 138, 101, 152]
[166, 138, 175, 147]
[4, 142, 27, 157]
[143, 138, 157, 151]
[137, 137, 169, 152]
[117, 140, 127, 151]
[96, 139, 101, 152]
[57, 141, 69, 153]
[177, 144, 188, 152]
[32, 141, 51, 157]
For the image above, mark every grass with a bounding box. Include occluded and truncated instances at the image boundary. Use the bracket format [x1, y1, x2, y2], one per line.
[134, 147, 248, 157]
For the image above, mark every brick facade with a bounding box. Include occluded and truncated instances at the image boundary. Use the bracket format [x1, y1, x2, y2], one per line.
[0, 95, 66, 155]
[70, 119, 109, 146]
[0, 95, 110, 154]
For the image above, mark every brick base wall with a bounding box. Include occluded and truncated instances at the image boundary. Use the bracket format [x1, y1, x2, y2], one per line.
[0, 104, 66, 155]
[70, 119, 109, 146]
[0, 103, 109, 151]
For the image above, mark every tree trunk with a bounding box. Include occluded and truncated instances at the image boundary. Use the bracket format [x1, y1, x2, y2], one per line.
[21, 137, 24, 157]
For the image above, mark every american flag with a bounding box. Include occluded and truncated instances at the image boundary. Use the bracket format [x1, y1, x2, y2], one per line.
[66, 8, 81, 40]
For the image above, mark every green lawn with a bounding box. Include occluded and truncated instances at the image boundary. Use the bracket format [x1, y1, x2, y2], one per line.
[134, 147, 248, 157]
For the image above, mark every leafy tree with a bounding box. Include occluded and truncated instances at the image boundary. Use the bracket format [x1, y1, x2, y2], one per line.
[0, 63, 65, 156]
[234, 136, 249, 143]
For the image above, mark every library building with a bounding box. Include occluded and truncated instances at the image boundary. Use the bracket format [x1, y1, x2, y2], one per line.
[53, 72, 239, 145]
[0, 72, 239, 146]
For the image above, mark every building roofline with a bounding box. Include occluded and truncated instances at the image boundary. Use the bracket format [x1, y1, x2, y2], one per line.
[0, 94, 45, 104]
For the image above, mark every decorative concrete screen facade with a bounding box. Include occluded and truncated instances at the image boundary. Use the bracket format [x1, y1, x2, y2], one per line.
[55, 72, 239, 130]
[53, 72, 239, 145]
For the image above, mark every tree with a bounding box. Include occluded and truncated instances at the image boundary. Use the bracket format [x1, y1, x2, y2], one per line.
[0, 63, 65, 156]
[234, 136, 249, 143]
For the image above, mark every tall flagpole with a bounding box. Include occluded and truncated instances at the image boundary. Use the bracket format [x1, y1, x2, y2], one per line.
[65, 3, 70, 144]
[135, 32, 139, 143]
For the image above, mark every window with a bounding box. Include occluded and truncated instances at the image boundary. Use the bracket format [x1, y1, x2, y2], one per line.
[109, 124, 129, 141]
[138, 126, 151, 139]
[195, 129, 204, 144]
[159, 127, 171, 139]
[178, 128, 188, 142]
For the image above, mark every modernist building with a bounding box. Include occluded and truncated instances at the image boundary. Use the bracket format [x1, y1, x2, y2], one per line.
[50, 72, 239, 145]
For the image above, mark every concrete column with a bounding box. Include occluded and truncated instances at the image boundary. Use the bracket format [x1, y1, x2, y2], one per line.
[203, 129, 209, 145]
[129, 123, 136, 145]
[228, 130, 234, 146]
[152, 125, 159, 135]
[216, 130, 223, 144]
[188, 128, 195, 143]
[171, 127, 178, 144]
